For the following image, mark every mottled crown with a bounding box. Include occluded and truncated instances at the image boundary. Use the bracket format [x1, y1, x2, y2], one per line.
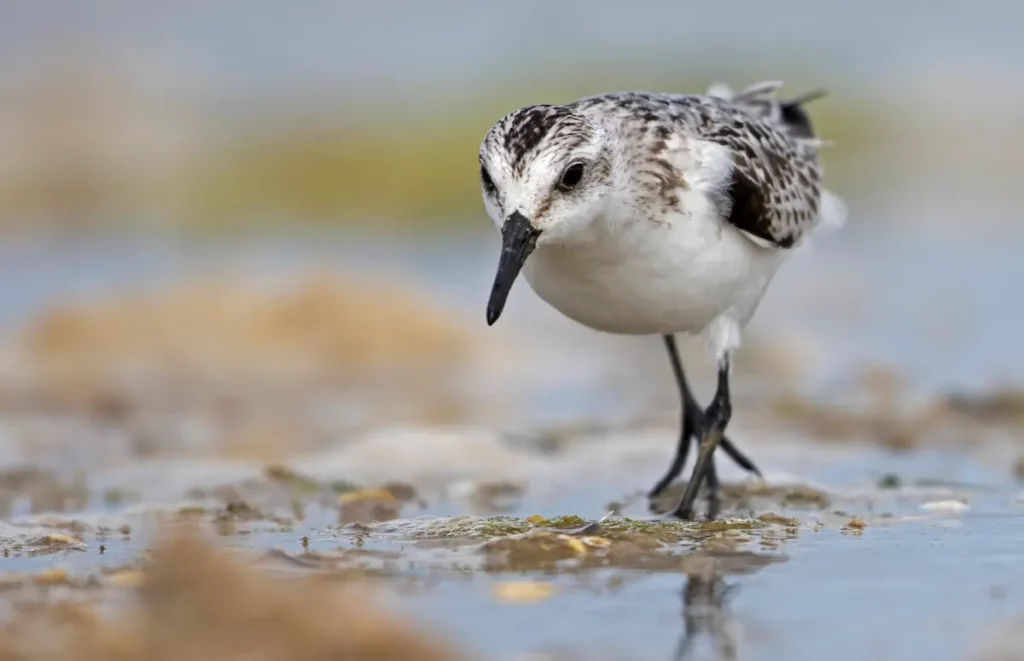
[481, 104, 593, 173]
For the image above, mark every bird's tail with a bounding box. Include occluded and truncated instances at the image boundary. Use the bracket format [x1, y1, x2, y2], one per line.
[709, 80, 847, 236]
[707, 80, 828, 144]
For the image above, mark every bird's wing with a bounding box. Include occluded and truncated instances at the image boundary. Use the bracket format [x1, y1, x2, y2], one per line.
[684, 100, 824, 249]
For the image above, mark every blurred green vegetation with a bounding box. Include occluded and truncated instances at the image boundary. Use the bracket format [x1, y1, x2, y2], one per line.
[183, 119, 493, 232]
[179, 77, 891, 233]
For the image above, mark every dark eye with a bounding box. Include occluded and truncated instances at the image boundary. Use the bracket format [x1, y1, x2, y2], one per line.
[480, 164, 497, 195]
[558, 162, 585, 191]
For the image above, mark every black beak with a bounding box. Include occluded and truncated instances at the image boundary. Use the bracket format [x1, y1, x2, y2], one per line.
[486, 211, 540, 326]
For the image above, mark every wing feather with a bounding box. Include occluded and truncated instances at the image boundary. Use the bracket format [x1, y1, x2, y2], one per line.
[691, 105, 822, 249]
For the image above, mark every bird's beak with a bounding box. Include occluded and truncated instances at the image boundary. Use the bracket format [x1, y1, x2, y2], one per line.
[486, 211, 540, 326]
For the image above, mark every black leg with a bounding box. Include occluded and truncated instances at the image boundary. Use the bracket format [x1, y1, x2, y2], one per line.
[720, 437, 761, 477]
[673, 354, 733, 520]
[649, 336, 760, 506]
[647, 335, 698, 500]
[705, 457, 722, 520]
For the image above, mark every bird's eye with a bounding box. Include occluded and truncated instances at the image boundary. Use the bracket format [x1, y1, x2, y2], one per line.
[558, 162, 585, 191]
[480, 164, 497, 195]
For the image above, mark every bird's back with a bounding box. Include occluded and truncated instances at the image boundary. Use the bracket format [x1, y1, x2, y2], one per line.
[568, 81, 840, 250]
[705, 80, 825, 141]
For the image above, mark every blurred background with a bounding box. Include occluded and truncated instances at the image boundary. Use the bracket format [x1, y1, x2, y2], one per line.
[1, 0, 1022, 458]
[2, 2, 1024, 659]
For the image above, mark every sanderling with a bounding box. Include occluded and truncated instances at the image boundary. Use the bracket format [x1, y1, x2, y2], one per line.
[478, 80, 845, 520]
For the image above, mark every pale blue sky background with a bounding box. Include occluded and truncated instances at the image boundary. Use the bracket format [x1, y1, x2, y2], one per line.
[1, 1, 1021, 112]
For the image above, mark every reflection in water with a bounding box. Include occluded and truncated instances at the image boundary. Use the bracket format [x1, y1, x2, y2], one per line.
[674, 562, 740, 661]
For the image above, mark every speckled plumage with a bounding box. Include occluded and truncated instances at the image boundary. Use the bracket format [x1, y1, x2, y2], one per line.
[477, 79, 845, 352]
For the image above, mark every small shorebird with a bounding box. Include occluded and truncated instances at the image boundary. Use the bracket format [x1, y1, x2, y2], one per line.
[478, 81, 845, 519]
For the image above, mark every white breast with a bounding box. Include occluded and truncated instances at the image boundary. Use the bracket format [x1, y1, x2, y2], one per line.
[521, 204, 786, 338]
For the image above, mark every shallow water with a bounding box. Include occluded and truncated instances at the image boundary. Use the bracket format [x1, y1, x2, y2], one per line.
[392, 460, 1023, 661]
[1, 441, 1019, 661]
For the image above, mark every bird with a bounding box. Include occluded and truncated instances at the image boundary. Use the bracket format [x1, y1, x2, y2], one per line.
[477, 80, 845, 520]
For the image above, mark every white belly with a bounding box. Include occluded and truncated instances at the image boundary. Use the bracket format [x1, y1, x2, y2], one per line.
[522, 212, 785, 336]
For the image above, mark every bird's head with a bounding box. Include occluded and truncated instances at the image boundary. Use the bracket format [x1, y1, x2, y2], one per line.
[478, 104, 614, 325]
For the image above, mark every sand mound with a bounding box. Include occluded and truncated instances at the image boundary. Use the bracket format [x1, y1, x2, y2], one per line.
[0, 529, 462, 661]
[12, 275, 475, 418]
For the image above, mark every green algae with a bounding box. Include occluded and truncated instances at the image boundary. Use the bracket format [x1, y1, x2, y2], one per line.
[410, 515, 695, 544]
[526, 514, 588, 529]
[330, 513, 800, 574]
[361, 513, 805, 547]
[692, 519, 767, 533]
[368, 516, 534, 541]
[758, 513, 801, 527]
[475, 516, 793, 573]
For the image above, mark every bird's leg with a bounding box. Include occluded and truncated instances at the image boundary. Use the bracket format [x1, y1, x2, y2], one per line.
[721, 436, 761, 477]
[672, 354, 733, 521]
[647, 336, 698, 502]
[705, 456, 722, 521]
[649, 336, 759, 511]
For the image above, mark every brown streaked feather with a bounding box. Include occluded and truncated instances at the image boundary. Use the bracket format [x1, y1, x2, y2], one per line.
[690, 99, 822, 249]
